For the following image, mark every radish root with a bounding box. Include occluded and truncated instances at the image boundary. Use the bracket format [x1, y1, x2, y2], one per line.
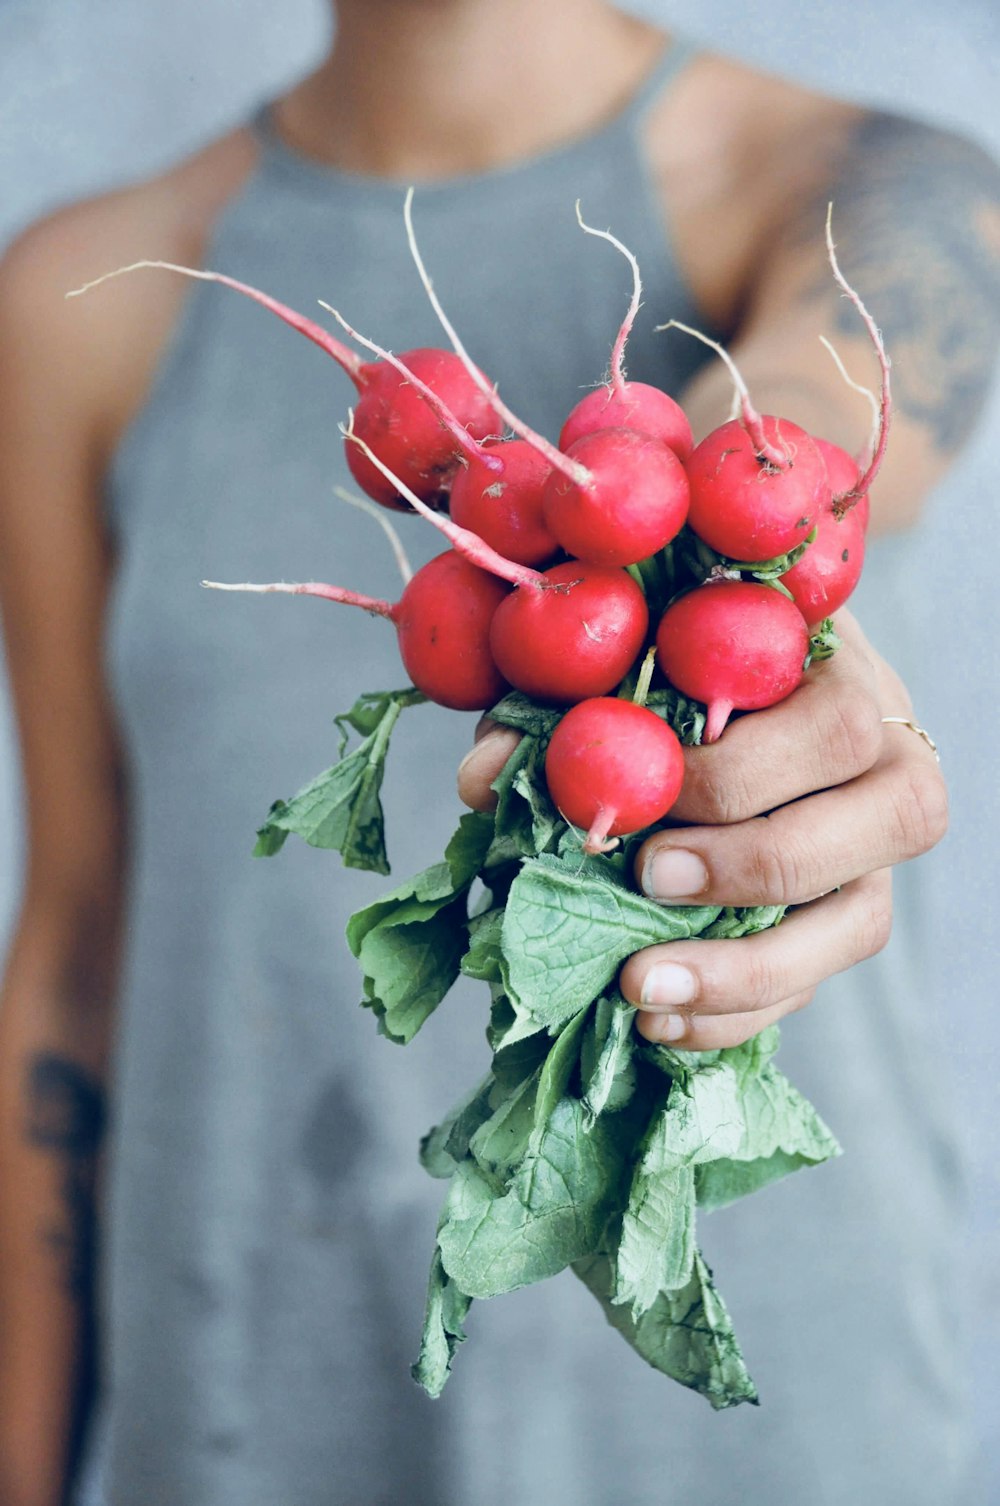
[402, 188, 589, 488]
[574, 201, 642, 401]
[818, 336, 881, 464]
[656, 319, 789, 468]
[333, 486, 414, 584]
[67, 261, 365, 381]
[823, 203, 892, 515]
[201, 578, 397, 618]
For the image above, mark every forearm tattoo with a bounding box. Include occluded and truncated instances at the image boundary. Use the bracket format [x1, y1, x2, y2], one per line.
[25, 1053, 106, 1301]
[798, 114, 1000, 453]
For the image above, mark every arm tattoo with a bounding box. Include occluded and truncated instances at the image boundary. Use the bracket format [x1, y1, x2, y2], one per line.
[25, 1053, 106, 1302]
[797, 114, 1000, 453]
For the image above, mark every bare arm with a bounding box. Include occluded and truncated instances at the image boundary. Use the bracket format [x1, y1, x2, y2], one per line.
[0, 229, 127, 1506]
[678, 111, 1000, 532]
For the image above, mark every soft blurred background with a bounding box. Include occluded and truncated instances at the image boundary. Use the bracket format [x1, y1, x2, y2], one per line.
[1, 0, 997, 1483]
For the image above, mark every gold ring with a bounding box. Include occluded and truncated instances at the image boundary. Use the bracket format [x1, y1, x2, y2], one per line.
[881, 716, 940, 762]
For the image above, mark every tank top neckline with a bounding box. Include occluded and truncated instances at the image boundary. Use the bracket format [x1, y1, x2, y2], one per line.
[248, 38, 696, 205]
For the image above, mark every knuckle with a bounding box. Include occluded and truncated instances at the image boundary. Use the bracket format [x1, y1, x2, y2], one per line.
[892, 763, 949, 855]
[688, 763, 755, 826]
[856, 882, 894, 960]
[743, 826, 802, 905]
[828, 684, 883, 777]
[738, 948, 779, 1011]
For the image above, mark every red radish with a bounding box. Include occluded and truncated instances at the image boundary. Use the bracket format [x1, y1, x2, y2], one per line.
[340, 346, 497, 509]
[449, 440, 559, 568]
[684, 417, 829, 561]
[319, 305, 557, 565]
[203, 551, 509, 712]
[489, 561, 649, 705]
[815, 437, 870, 534]
[560, 383, 692, 461]
[67, 262, 496, 511]
[782, 496, 866, 625]
[543, 426, 689, 567]
[393, 552, 510, 709]
[404, 194, 688, 569]
[559, 206, 692, 460]
[656, 580, 810, 742]
[545, 698, 685, 853]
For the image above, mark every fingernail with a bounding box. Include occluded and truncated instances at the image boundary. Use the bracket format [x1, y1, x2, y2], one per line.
[652, 1014, 688, 1042]
[640, 963, 698, 1009]
[642, 847, 709, 901]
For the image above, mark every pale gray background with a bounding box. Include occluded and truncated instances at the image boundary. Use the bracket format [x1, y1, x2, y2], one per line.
[1, 0, 997, 1488]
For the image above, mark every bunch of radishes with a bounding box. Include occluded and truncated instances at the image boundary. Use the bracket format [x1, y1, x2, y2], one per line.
[72, 200, 886, 859]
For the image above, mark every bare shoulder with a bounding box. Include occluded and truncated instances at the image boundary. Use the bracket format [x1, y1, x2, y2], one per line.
[644, 52, 993, 341]
[0, 128, 258, 461]
[645, 55, 861, 328]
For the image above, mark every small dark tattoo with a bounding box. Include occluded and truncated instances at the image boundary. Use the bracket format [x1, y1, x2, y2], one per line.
[25, 1053, 105, 1301]
[796, 114, 1000, 452]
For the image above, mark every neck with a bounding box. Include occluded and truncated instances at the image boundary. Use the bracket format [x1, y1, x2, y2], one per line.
[274, 1, 666, 179]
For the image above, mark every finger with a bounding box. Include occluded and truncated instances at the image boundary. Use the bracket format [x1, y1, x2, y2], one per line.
[456, 727, 522, 812]
[670, 607, 883, 826]
[635, 988, 815, 1052]
[634, 728, 947, 906]
[621, 870, 892, 1023]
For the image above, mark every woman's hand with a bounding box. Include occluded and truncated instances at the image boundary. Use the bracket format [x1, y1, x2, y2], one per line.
[456, 611, 947, 1050]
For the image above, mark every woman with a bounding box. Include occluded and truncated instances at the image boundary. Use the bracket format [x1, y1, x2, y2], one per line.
[0, 2, 993, 1503]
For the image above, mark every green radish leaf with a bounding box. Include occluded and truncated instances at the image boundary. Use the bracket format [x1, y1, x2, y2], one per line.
[573, 1248, 759, 1410]
[468, 1070, 540, 1182]
[253, 686, 424, 873]
[501, 854, 720, 1035]
[461, 906, 505, 983]
[345, 814, 490, 1044]
[436, 1098, 625, 1299]
[806, 616, 843, 664]
[581, 994, 637, 1124]
[702, 904, 786, 940]
[489, 691, 563, 740]
[692, 1064, 841, 1210]
[488, 732, 564, 862]
[420, 1074, 496, 1180]
[411, 1250, 473, 1399]
[615, 1159, 697, 1313]
[642, 687, 707, 746]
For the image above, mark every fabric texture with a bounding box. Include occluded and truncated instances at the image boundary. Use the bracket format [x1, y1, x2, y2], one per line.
[85, 41, 973, 1506]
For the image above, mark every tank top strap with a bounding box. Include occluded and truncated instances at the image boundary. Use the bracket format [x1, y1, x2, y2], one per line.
[617, 37, 698, 126]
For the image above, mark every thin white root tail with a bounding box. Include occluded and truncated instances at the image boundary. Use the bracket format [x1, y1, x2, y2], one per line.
[574, 201, 642, 399]
[818, 336, 881, 467]
[656, 319, 789, 468]
[402, 188, 589, 487]
[824, 203, 892, 507]
[67, 261, 365, 380]
[332, 487, 415, 584]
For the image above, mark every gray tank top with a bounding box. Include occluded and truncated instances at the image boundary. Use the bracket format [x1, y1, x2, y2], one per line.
[92, 40, 974, 1506]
